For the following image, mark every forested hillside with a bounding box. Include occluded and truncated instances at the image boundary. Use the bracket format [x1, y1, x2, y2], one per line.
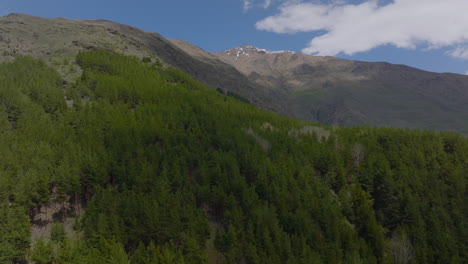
[0, 51, 466, 263]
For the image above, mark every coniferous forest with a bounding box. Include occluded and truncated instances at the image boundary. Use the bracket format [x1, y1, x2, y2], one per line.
[0, 51, 466, 263]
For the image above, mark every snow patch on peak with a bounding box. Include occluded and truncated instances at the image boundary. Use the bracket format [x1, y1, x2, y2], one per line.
[223, 45, 294, 58]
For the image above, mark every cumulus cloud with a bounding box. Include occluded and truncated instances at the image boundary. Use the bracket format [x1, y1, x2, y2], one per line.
[255, 0, 468, 58]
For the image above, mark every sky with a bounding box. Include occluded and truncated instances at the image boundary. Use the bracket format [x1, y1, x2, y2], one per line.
[1, 0, 468, 75]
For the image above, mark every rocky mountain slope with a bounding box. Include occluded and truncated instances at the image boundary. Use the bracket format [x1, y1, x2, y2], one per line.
[0, 13, 287, 114]
[2, 13, 468, 134]
[213, 46, 468, 134]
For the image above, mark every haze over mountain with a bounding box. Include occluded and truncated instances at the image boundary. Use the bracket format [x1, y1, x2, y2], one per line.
[3, 13, 468, 134]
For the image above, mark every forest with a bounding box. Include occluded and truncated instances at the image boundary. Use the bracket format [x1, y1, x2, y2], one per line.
[0, 50, 466, 263]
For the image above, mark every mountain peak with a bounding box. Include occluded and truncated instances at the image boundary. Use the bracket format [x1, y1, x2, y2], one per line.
[4, 13, 27, 17]
[222, 45, 294, 58]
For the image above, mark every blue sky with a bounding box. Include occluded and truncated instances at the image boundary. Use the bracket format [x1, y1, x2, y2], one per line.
[1, 0, 468, 75]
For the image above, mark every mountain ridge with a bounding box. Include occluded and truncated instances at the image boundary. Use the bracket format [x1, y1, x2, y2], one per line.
[210, 44, 468, 134]
[2, 13, 468, 134]
[220, 44, 466, 75]
[0, 14, 466, 263]
[1, 46, 466, 264]
[0, 13, 288, 115]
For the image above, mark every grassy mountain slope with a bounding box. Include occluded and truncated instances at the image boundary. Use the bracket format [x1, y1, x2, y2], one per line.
[213, 46, 468, 134]
[0, 13, 287, 114]
[4, 13, 468, 135]
[0, 51, 466, 263]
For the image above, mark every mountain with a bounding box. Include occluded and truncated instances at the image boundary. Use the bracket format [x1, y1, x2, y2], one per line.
[0, 13, 287, 114]
[212, 45, 468, 134]
[1, 48, 466, 264]
[2, 13, 468, 135]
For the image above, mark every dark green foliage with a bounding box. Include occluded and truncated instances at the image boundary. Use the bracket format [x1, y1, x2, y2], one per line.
[0, 51, 466, 263]
[0, 205, 31, 263]
[51, 223, 66, 244]
[31, 238, 54, 264]
[141, 57, 151, 63]
[226, 91, 250, 104]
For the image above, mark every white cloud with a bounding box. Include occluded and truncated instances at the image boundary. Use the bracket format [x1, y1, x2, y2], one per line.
[465, 70, 468, 75]
[243, 0, 278, 11]
[448, 46, 468, 60]
[243, 0, 253, 11]
[255, 0, 468, 58]
[264, 0, 272, 9]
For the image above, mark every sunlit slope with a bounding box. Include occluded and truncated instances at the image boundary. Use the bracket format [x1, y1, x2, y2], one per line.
[214, 46, 468, 134]
[0, 13, 287, 114]
[0, 51, 466, 263]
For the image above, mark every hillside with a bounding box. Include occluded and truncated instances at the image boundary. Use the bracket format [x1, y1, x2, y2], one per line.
[0, 13, 287, 114]
[3, 13, 468, 134]
[212, 46, 468, 134]
[5, 13, 468, 136]
[0, 50, 466, 263]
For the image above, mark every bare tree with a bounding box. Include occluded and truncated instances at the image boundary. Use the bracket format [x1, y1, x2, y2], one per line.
[351, 143, 366, 169]
[388, 229, 414, 264]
